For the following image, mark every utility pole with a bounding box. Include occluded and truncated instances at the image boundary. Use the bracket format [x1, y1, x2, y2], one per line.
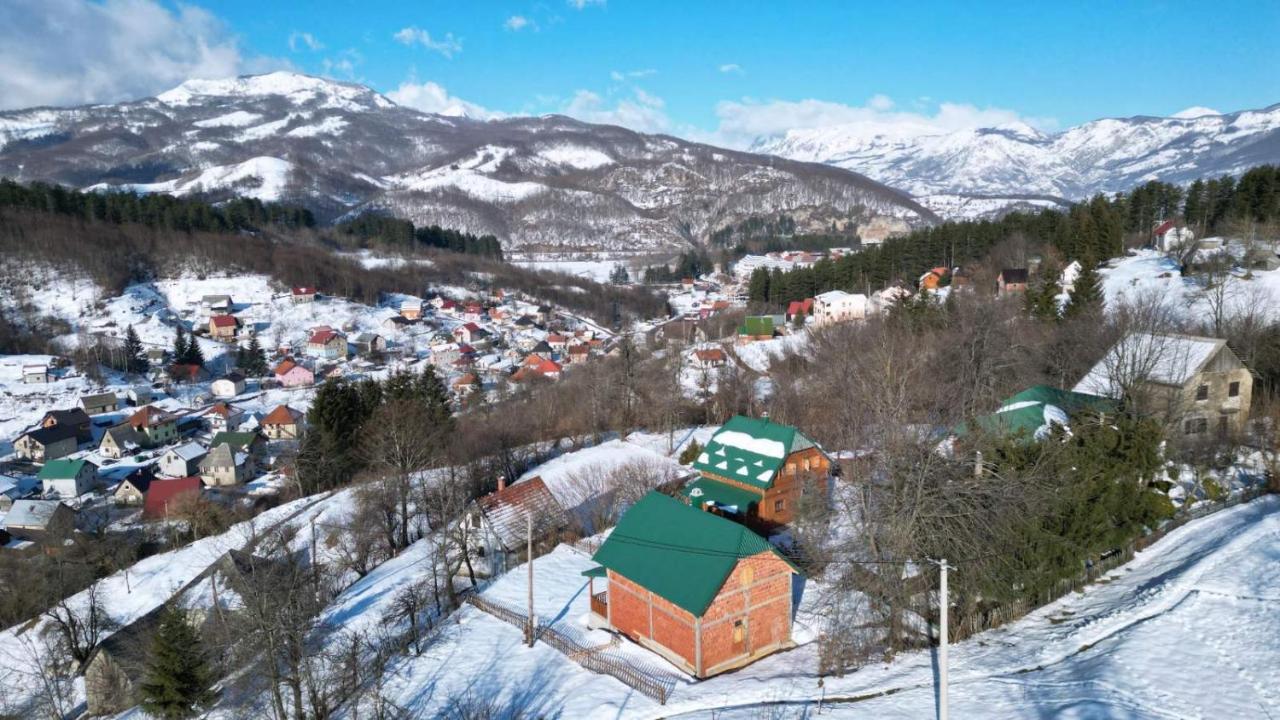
[526, 511, 535, 647]
[938, 558, 950, 720]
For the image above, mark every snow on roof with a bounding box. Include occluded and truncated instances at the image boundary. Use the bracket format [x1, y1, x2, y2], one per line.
[1074, 333, 1227, 396]
[168, 442, 208, 462]
[5, 499, 66, 529]
[713, 429, 786, 459]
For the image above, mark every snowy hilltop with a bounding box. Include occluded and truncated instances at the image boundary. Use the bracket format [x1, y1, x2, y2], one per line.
[0, 72, 932, 254]
[752, 103, 1280, 218]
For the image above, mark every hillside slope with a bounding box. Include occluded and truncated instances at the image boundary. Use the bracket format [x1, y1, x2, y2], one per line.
[0, 72, 933, 253]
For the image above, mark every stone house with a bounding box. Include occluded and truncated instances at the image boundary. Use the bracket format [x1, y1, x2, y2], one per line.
[159, 442, 209, 478]
[585, 492, 800, 678]
[200, 442, 254, 486]
[14, 424, 79, 462]
[99, 425, 144, 459]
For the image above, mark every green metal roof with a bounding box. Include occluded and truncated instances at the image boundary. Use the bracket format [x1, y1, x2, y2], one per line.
[210, 431, 257, 451]
[681, 477, 762, 514]
[581, 565, 607, 578]
[956, 385, 1116, 440]
[737, 316, 775, 337]
[691, 415, 816, 489]
[591, 491, 799, 616]
[38, 458, 87, 479]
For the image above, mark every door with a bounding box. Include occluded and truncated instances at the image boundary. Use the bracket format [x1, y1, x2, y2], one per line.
[732, 618, 749, 656]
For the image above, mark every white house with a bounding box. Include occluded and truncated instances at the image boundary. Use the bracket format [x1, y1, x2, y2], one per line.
[37, 459, 97, 499]
[211, 372, 247, 399]
[159, 443, 208, 478]
[813, 290, 870, 326]
[1154, 221, 1195, 253]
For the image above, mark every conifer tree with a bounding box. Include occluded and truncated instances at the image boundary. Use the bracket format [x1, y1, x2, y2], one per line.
[1064, 259, 1104, 319]
[182, 336, 205, 367]
[172, 326, 188, 364]
[747, 267, 770, 303]
[139, 606, 213, 720]
[678, 439, 702, 465]
[124, 324, 148, 374]
[244, 334, 268, 376]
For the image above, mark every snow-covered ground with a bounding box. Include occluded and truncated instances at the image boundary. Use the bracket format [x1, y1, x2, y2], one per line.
[732, 332, 811, 373]
[1100, 247, 1280, 322]
[342, 494, 1280, 719]
[511, 258, 623, 284]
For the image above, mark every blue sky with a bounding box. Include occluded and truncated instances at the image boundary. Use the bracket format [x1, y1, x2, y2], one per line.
[4, 0, 1279, 145]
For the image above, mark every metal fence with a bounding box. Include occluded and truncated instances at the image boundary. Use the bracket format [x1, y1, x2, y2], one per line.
[952, 485, 1271, 641]
[465, 594, 674, 704]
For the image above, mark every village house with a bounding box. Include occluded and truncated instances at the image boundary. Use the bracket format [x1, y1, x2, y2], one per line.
[306, 327, 348, 360]
[4, 499, 77, 542]
[98, 425, 144, 459]
[211, 431, 264, 457]
[261, 405, 304, 440]
[1074, 333, 1254, 439]
[0, 474, 38, 512]
[200, 442, 254, 486]
[79, 392, 118, 415]
[38, 458, 97, 498]
[684, 415, 832, 533]
[462, 303, 487, 323]
[290, 286, 318, 303]
[128, 406, 180, 447]
[564, 344, 591, 365]
[452, 322, 489, 345]
[736, 316, 777, 345]
[382, 315, 412, 332]
[14, 424, 80, 462]
[691, 347, 728, 369]
[546, 333, 568, 352]
[23, 364, 51, 384]
[996, 268, 1029, 295]
[273, 358, 314, 387]
[112, 467, 155, 506]
[208, 314, 239, 341]
[401, 299, 425, 320]
[919, 266, 950, 291]
[81, 605, 165, 715]
[201, 295, 233, 314]
[202, 402, 244, 432]
[352, 332, 386, 357]
[211, 372, 247, 399]
[812, 290, 870, 327]
[159, 442, 209, 478]
[452, 373, 481, 396]
[168, 363, 211, 384]
[126, 386, 154, 406]
[785, 298, 814, 323]
[1154, 220, 1196, 253]
[463, 476, 568, 577]
[144, 476, 204, 518]
[41, 407, 93, 443]
[585, 491, 800, 678]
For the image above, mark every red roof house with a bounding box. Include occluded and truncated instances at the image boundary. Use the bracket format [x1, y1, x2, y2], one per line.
[143, 476, 204, 519]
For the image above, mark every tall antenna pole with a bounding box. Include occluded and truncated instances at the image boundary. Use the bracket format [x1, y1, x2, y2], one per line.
[938, 558, 950, 720]
[526, 511, 535, 647]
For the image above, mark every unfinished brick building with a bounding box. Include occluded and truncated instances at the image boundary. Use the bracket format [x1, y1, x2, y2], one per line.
[585, 491, 800, 677]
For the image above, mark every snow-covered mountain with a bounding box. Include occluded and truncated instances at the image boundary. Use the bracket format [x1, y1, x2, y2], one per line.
[0, 72, 933, 253]
[751, 104, 1280, 218]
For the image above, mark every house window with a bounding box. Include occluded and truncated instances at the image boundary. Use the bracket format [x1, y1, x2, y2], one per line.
[1218, 416, 1229, 437]
[1184, 418, 1208, 435]
[1196, 384, 1209, 401]
[740, 565, 754, 586]
[732, 620, 745, 643]
[802, 458, 811, 471]
[774, 499, 786, 513]
[1229, 381, 1240, 398]
[786, 463, 796, 476]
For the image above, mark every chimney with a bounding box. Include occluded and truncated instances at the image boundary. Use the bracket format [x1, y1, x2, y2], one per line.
[497, 476, 506, 492]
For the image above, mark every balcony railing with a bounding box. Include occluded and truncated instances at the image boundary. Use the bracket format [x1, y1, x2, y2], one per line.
[590, 591, 608, 618]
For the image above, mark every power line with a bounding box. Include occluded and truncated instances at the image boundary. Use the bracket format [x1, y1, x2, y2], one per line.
[600, 531, 1004, 566]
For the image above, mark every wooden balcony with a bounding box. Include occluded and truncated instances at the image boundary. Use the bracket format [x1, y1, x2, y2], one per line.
[590, 591, 608, 618]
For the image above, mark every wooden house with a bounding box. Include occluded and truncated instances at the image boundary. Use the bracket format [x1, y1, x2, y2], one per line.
[683, 415, 831, 533]
[79, 392, 119, 415]
[585, 492, 800, 678]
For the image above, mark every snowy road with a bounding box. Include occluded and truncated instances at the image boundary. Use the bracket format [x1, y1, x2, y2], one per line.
[676, 495, 1280, 719]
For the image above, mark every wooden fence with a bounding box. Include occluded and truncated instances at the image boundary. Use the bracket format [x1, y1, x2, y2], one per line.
[465, 594, 674, 704]
[951, 485, 1270, 641]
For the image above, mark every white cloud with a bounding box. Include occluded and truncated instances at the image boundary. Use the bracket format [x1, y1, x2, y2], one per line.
[567, 0, 606, 8]
[718, 63, 743, 74]
[562, 88, 673, 134]
[610, 68, 656, 82]
[0, 0, 283, 110]
[712, 94, 1057, 148]
[504, 15, 534, 31]
[288, 31, 323, 52]
[320, 49, 363, 80]
[393, 27, 463, 58]
[387, 80, 500, 119]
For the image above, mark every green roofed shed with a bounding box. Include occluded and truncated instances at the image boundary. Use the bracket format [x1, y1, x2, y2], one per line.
[691, 415, 820, 489]
[591, 491, 799, 616]
[681, 476, 762, 514]
[955, 384, 1116, 440]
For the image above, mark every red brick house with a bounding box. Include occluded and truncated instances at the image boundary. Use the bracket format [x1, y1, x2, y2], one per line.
[683, 415, 830, 533]
[585, 491, 800, 678]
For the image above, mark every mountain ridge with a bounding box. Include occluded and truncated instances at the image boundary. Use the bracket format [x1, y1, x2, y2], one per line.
[0, 71, 934, 254]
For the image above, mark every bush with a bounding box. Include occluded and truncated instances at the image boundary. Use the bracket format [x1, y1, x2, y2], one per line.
[1202, 477, 1226, 502]
[678, 439, 702, 465]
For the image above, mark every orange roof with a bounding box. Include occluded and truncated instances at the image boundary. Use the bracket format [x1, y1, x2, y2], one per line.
[309, 329, 341, 345]
[204, 402, 236, 418]
[535, 359, 562, 375]
[291, 286, 317, 295]
[694, 348, 726, 362]
[129, 405, 174, 429]
[210, 315, 238, 328]
[262, 404, 301, 426]
[453, 372, 479, 387]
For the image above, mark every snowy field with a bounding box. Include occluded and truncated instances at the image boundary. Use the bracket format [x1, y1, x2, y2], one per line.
[511, 258, 624, 284]
[1100, 247, 1280, 321]
[344, 495, 1280, 719]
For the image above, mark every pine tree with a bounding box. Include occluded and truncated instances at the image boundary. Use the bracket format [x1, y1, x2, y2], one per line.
[172, 326, 188, 364]
[182, 336, 205, 367]
[678, 439, 702, 465]
[747, 267, 770, 303]
[1064, 259, 1103, 319]
[244, 334, 268, 376]
[139, 606, 213, 720]
[609, 264, 630, 285]
[124, 324, 148, 375]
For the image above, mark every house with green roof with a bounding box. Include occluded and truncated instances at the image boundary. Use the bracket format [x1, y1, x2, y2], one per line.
[583, 491, 800, 677]
[684, 415, 831, 532]
[37, 458, 97, 498]
[954, 385, 1116, 442]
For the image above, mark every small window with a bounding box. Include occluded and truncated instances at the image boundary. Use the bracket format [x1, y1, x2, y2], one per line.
[1184, 418, 1208, 435]
[732, 620, 745, 642]
[802, 458, 810, 471]
[786, 463, 796, 476]
[740, 565, 754, 586]
[774, 499, 786, 512]
[1229, 381, 1240, 398]
[1196, 385, 1209, 401]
